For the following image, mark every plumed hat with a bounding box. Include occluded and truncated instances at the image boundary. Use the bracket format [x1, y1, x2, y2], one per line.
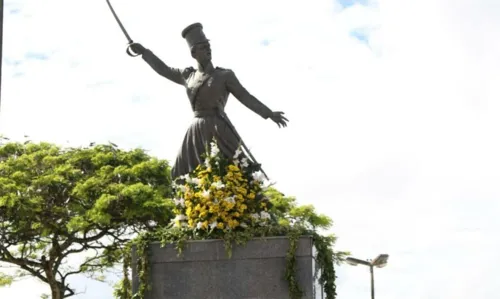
[181, 23, 210, 49]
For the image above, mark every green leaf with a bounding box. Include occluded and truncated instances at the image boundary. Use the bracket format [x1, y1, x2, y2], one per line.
[0, 273, 14, 287]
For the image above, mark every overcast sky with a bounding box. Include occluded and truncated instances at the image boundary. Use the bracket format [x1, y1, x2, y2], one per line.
[1, 0, 500, 298]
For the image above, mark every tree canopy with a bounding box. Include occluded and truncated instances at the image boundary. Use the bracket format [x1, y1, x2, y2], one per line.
[0, 139, 175, 298]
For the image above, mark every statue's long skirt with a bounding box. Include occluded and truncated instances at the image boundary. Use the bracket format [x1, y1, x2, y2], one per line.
[171, 114, 240, 179]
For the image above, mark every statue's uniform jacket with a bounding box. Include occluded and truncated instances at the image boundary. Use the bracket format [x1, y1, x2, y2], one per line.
[142, 49, 274, 178]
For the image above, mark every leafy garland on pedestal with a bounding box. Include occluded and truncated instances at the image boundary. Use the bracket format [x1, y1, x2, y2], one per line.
[114, 141, 348, 299]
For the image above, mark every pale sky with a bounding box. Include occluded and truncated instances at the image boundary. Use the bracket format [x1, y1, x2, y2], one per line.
[1, 0, 500, 298]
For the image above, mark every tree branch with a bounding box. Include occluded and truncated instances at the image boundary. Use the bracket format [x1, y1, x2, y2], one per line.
[18, 263, 48, 284]
[62, 249, 109, 281]
[0, 244, 43, 269]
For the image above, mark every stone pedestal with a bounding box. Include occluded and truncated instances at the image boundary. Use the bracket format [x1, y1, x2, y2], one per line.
[131, 236, 323, 299]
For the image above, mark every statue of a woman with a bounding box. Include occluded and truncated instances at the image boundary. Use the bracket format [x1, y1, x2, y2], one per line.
[129, 23, 288, 179]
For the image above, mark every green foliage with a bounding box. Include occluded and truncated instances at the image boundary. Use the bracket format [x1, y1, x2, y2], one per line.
[285, 230, 303, 299]
[266, 189, 333, 230]
[0, 272, 14, 287]
[0, 139, 175, 298]
[117, 187, 348, 299]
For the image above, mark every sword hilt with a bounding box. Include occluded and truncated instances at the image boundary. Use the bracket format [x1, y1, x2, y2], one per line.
[126, 42, 140, 57]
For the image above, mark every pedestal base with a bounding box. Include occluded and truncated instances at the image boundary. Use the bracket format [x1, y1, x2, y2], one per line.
[132, 236, 323, 299]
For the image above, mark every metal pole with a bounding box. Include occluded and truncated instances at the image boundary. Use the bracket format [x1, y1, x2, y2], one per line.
[370, 265, 375, 299]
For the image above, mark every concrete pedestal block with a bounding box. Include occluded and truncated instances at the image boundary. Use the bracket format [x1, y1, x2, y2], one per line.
[132, 236, 323, 299]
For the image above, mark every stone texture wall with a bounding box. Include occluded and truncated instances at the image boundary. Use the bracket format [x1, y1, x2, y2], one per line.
[132, 236, 323, 299]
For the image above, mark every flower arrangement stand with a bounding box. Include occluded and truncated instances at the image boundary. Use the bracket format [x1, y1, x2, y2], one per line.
[131, 236, 323, 299]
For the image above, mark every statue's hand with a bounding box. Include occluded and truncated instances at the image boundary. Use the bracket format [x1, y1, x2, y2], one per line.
[128, 43, 146, 55]
[270, 111, 289, 128]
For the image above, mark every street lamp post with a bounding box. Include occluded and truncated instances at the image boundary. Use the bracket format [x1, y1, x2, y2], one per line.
[346, 254, 389, 299]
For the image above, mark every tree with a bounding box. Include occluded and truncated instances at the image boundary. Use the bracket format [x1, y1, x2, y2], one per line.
[265, 188, 335, 231]
[0, 139, 175, 299]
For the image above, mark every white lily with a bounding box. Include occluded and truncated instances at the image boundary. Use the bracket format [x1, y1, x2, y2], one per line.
[252, 171, 265, 182]
[250, 213, 260, 220]
[202, 189, 211, 199]
[174, 214, 187, 221]
[241, 157, 249, 168]
[209, 221, 218, 229]
[186, 177, 201, 185]
[260, 211, 271, 220]
[173, 198, 185, 207]
[210, 142, 220, 157]
[233, 148, 242, 160]
[204, 157, 211, 169]
[224, 196, 236, 204]
[211, 181, 225, 190]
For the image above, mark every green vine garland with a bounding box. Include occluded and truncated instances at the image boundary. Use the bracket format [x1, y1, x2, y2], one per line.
[285, 230, 303, 299]
[115, 225, 343, 299]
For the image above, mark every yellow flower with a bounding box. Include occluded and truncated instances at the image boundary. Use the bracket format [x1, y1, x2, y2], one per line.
[238, 204, 248, 213]
[217, 222, 224, 229]
[220, 211, 229, 221]
[209, 204, 220, 213]
[224, 202, 235, 211]
[228, 219, 239, 229]
[184, 191, 193, 201]
[248, 192, 255, 200]
[228, 165, 239, 172]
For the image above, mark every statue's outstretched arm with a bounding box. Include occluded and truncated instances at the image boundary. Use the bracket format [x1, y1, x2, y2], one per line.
[225, 70, 273, 119]
[142, 49, 191, 85]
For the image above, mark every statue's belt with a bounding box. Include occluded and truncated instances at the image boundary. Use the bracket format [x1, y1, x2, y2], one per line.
[193, 109, 219, 118]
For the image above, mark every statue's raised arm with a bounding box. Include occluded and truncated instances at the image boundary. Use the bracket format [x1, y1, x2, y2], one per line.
[129, 43, 193, 85]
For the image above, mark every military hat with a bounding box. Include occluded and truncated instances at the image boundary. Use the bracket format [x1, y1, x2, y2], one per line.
[181, 23, 210, 49]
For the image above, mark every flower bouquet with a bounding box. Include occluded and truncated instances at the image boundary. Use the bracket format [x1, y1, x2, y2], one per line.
[171, 141, 275, 237]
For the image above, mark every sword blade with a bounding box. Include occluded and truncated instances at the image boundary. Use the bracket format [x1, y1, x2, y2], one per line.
[106, 0, 133, 43]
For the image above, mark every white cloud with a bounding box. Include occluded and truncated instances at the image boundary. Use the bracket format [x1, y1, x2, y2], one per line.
[1, 0, 500, 298]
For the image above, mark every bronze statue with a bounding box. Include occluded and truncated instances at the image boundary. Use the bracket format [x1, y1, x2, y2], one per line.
[127, 23, 288, 179]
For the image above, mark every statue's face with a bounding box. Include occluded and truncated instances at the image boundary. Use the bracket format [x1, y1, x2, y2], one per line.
[191, 42, 212, 63]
